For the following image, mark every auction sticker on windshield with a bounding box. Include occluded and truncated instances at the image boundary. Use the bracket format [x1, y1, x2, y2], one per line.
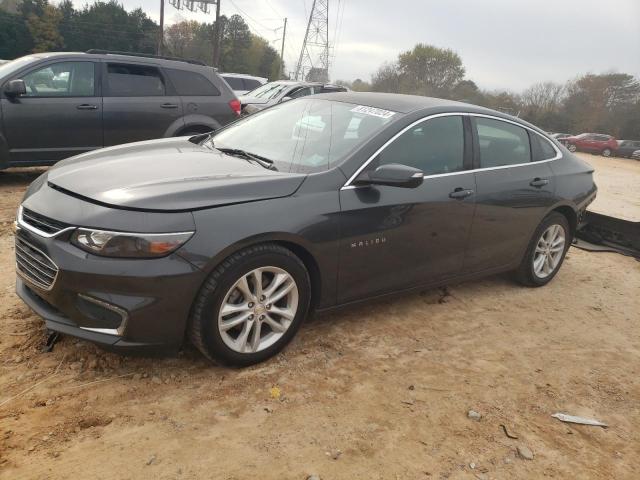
[350, 105, 397, 119]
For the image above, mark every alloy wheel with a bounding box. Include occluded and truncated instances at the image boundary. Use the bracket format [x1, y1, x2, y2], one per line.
[568, 144, 577, 152]
[602, 148, 611, 157]
[533, 224, 566, 279]
[218, 266, 299, 353]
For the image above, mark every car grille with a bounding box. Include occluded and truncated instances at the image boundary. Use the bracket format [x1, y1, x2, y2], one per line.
[15, 235, 59, 290]
[21, 207, 70, 236]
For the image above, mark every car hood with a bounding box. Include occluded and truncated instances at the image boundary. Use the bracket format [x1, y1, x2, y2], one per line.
[46, 137, 306, 212]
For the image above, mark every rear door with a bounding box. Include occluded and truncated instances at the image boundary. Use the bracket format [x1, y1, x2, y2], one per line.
[338, 114, 476, 302]
[102, 62, 183, 146]
[463, 116, 557, 274]
[2, 60, 101, 164]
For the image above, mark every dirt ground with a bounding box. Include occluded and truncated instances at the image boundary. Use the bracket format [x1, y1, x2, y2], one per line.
[0, 153, 638, 480]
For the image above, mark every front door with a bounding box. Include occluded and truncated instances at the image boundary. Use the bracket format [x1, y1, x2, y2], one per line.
[102, 62, 183, 146]
[1, 61, 102, 164]
[338, 114, 476, 303]
[463, 116, 557, 273]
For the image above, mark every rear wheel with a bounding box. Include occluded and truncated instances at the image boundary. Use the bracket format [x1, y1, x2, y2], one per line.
[189, 244, 311, 366]
[514, 212, 570, 287]
[567, 144, 577, 152]
[602, 148, 612, 157]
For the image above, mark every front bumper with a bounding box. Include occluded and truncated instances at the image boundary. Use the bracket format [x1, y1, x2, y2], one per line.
[15, 226, 207, 354]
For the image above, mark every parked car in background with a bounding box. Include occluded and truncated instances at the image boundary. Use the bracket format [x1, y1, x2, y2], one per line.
[616, 140, 640, 158]
[551, 132, 572, 140]
[560, 133, 618, 157]
[220, 73, 267, 95]
[0, 50, 240, 169]
[15, 92, 596, 365]
[240, 80, 347, 115]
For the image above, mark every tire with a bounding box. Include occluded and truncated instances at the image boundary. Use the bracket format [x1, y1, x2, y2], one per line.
[514, 212, 571, 287]
[602, 148, 612, 157]
[189, 243, 311, 366]
[567, 144, 577, 152]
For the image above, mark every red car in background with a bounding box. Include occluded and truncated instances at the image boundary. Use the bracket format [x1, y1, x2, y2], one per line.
[561, 133, 618, 157]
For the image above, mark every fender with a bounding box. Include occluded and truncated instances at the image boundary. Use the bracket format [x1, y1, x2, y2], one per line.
[181, 230, 329, 309]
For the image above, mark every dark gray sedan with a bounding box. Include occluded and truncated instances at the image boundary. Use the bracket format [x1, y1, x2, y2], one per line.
[15, 93, 596, 366]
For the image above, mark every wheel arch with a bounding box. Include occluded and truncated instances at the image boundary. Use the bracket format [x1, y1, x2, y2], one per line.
[550, 204, 578, 236]
[199, 232, 324, 312]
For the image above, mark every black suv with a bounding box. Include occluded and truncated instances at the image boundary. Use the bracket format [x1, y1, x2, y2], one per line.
[0, 50, 240, 169]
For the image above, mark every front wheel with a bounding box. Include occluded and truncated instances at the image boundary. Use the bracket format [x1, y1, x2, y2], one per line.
[514, 213, 571, 287]
[602, 148, 612, 157]
[189, 244, 311, 366]
[567, 144, 577, 152]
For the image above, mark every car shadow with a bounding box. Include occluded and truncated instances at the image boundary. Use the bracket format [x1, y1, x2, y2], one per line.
[0, 167, 48, 187]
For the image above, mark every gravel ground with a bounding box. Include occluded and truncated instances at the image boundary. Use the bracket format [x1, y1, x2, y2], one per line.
[0, 153, 638, 480]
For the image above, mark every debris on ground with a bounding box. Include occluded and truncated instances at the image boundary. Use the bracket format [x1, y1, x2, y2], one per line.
[269, 386, 281, 400]
[500, 423, 519, 439]
[467, 410, 482, 421]
[517, 445, 534, 460]
[551, 413, 608, 427]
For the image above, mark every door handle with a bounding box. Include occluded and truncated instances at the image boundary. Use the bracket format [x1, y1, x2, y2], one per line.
[76, 104, 97, 110]
[449, 188, 474, 199]
[530, 178, 549, 188]
[161, 103, 178, 109]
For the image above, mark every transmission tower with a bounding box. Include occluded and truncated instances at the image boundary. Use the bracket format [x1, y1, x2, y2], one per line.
[294, 0, 330, 82]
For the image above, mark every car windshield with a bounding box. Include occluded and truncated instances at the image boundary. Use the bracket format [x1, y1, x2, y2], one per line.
[245, 82, 291, 99]
[0, 56, 38, 78]
[207, 98, 400, 173]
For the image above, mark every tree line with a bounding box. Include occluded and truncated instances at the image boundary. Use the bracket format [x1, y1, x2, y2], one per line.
[0, 0, 282, 80]
[338, 43, 640, 139]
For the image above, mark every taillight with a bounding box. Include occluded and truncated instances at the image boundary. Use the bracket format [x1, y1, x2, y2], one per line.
[229, 99, 241, 116]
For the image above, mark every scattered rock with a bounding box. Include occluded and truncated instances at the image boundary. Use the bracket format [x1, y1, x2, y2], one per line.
[469, 462, 476, 469]
[467, 410, 482, 421]
[13, 355, 22, 363]
[325, 449, 342, 460]
[408, 385, 415, 390]
[151, 376, 162, 385]
[28, 446, 35, 452]
[517, 445, 534, 460]
[146, 454, 157, 466]
[45, 398, 55, 406]
[264, 407, 273, 413]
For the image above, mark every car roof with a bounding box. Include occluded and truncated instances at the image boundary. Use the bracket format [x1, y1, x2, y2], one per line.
[27, 51, 209, 69]
[220, 72, 268, 82]
[311, 91, 526, 120]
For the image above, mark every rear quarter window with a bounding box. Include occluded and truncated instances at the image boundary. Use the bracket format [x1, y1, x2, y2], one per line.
[221, 76, 244, 91]
[530, 133, 558, 161]
[243, 79, 262, 91]
[167, 69, 221, 96]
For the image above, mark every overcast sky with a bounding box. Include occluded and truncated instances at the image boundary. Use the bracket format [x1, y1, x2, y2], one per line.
[69, 0, 639, 91]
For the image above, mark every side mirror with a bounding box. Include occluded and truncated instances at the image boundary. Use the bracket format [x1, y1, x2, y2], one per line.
[281, 96, 292, 103]
[355, 163, 424, 188]
[4, 79, 27, 97]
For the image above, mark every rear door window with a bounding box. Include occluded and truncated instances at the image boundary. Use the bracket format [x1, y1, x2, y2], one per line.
[106, 63, 165, 96]
[289, 86, 315, 99]
[475, 117, 531, 167]
[166, 69, 220, 96]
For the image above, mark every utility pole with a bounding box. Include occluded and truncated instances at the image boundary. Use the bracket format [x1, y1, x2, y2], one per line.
[279, 18, 287, 79]
[157, 0, 165, 55]
[295, 0, 330, 81]
[212, 0, 222, 68]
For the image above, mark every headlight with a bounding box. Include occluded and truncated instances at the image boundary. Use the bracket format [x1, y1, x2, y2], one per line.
[71, 228, 194, 258]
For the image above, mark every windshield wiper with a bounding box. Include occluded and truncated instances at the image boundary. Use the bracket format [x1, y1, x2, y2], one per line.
[215, 147, 277, 171]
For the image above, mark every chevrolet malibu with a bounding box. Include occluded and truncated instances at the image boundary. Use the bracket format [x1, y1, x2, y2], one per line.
[15, 93, 597, 366]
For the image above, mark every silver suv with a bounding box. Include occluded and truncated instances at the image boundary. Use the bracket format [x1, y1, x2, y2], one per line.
[0, 50, 240, 169]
